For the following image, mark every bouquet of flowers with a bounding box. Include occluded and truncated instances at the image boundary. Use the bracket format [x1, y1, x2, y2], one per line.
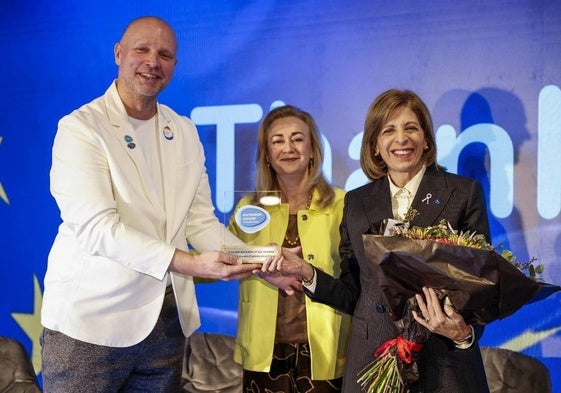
[357, 220, 560, 393]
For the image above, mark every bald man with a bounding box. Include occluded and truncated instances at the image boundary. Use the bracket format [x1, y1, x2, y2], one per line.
[41, 16, 258, 392]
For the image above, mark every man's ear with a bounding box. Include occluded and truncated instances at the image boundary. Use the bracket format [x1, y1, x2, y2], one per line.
[114, 43, 121, 66]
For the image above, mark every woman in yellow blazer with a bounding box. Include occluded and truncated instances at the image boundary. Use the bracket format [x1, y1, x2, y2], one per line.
[229, 105, 351, 392]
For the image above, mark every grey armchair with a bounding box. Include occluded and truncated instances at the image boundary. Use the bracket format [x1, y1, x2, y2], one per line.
[0, 337, 41, 393]
[481, 346, 552, 393]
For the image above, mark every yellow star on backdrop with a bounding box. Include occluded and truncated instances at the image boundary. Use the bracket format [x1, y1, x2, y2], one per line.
[500, 326, 561, 352]
[0, 136, 10, 204]
[12, 275, 43, 375]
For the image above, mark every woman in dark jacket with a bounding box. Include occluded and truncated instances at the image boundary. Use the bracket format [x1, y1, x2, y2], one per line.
[265, 89, 490, 393]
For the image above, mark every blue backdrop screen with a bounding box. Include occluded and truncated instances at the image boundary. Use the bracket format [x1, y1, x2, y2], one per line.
[1, 1, 560, 390]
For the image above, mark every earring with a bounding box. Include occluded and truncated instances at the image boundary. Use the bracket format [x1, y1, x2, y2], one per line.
[308, 158, 314, 169]
[266, 162, 271, 168]
[374, 152, 379, 157]
[424, 145, 429, 150]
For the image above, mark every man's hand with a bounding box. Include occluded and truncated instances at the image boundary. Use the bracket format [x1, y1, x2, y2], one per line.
[169, 249, 260, 281]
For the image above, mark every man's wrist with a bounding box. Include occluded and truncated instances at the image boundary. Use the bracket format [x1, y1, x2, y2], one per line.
[169, 248, 196, 275]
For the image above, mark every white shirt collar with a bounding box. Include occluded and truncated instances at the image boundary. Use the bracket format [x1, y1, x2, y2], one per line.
[389, 165, 427, 198]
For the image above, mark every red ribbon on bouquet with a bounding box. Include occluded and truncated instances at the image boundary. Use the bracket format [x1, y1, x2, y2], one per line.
[374, 335, 423, 364]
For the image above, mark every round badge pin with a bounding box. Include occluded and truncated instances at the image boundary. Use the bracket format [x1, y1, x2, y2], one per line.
[163, 127, 174, 140]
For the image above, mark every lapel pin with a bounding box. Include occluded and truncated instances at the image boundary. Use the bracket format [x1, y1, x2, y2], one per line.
[435, 198, 441, 205]
[163, 126, 174, 140]
[124, 135, 135, 149]
[421, 193, 432, 204]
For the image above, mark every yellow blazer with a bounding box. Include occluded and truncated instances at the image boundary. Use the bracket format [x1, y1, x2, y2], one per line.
[229, 188, 351, 380]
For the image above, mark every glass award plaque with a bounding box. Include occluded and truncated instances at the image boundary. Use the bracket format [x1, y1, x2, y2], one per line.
[221, 190, 282, 263]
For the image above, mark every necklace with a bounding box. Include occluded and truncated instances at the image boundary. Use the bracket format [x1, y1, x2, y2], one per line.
[284, 192, 313, 246]
[284, 235, 300, 247]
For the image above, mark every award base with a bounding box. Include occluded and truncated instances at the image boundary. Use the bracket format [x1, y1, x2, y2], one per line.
[221, 245, 280, 263]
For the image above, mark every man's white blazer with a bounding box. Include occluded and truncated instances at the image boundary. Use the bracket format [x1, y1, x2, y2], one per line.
[42, 82, 240, 347]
